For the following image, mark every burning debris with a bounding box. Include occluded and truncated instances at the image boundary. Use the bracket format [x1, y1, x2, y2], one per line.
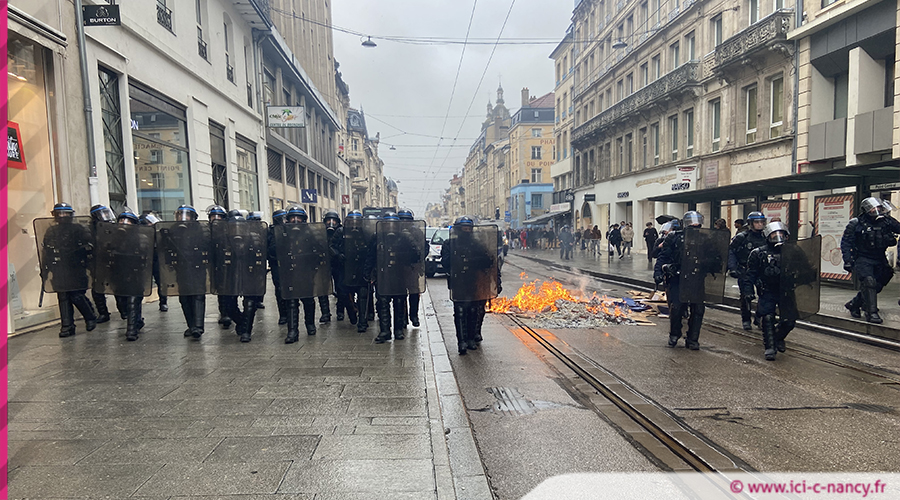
[488, 278, 648, 328]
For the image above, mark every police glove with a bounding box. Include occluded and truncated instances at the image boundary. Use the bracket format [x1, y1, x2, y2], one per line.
[654, 274, 664, 286]
[843, 262, 853, 273]
[728, 270, 740, 279]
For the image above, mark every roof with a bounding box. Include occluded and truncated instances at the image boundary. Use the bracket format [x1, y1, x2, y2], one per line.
[528, 92, 555, 108]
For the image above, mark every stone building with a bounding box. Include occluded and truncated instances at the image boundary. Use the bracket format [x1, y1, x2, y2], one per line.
[508, 90, 555, 227]
[551, 28, 576, 208]
[463, 85, 511, 220]
[343, 108, 389, 210]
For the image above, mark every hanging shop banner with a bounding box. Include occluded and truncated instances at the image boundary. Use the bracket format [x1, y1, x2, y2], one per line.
[814, 193, 856, 281]
[266, 106, 306, 128]
[82, 4, 121, 26]
[8, 121, 27, 170]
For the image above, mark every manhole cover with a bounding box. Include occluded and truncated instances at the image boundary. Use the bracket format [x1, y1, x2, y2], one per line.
[487, 387, 535, 416]
[844, 403, 894, 414]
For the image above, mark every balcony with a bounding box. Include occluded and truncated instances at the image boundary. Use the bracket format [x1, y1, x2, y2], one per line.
[157, 3, 173, 33]
[197, 37, 208, 61]
[572, 62, 700, 147]
[714, 10, 792, 69]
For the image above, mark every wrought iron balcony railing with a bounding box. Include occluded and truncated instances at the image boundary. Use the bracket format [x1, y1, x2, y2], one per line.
[157, 3, 173, 33]
[572, 61, 700, 146]
[714, 10, 792, 69]
[198, 37, 208, 61]
[226, 64, 235, 84]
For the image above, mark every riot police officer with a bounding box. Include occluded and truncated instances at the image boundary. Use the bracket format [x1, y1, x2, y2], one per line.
[746, 222, 800, 361]
[88, 204, 116, 323]
[268, 209, 289, 325]
[728, 211, 767, 330]
[140, 212, 167, 313]
[841, 197, 900, 324]
[398, 208, 424, 328]
[40, 203, 98, 337]
[323, 210, 356, 324]
[375, 212, 408, 343]
[208, 205, 233, 328]
[247, 212, 266, 310]
[115, 209, 147, 341]
[218, 210, 267, 343]
[339, 210, 371, 332]
[160, 204, 209, 339]
[654, 211, 709, 350]
[316, 211, 342, 323]
[283, 205, 319, 342]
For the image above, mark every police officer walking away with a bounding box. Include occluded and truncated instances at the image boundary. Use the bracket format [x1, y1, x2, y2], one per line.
[88, 204, 116, 323]
[841, 197, 900, 324]
[35, 203, 98, 337]
[98, 208, 154, 341]
[268, 209, 289, 325]
[399, 208, 425, 328]
[728, 211, 767, 330]
[207, 205, 234, 328]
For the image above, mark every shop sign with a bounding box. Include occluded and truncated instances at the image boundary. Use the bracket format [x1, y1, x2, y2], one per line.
[550, 203, 570, 212]
[266, 106, 306, 128]
[870, 181, 900, 191]
[583, 193, 596, 201]
[617, 192, 629, 199]
[564, 190, 575, 202]
[7, 121, 26, 170]
[83, 5, 121, 26]
[341, 194, 350, 205]
[703, 161, 718, 188]
[301, 189, 318, 204]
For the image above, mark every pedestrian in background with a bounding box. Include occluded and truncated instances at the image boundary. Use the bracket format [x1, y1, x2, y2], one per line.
[734, 218, 746, 236]
[715, 218, 729, 231]
[608, 224, 622, 257]
[620, 222, 634, 258]
[559, 226, 574, 260]
[643, 222, 658, 262]
[591, 225, 602, 255]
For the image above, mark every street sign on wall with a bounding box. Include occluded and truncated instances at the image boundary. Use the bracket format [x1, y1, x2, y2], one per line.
[301, 189, 318, 204]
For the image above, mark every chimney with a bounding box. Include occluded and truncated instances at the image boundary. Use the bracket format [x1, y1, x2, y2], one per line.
[521, 88, 530, 108]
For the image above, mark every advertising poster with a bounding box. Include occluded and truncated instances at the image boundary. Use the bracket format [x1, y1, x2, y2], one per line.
[814, 194, 855, 281]
[760, 200, 790, 223]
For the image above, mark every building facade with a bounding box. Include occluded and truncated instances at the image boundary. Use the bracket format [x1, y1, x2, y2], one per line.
[508, 91, 555, 227]
[551, 28, 576, 208]
[463, 85, 512, 220]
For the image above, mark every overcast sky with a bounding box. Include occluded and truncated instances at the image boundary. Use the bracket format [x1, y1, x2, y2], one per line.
[332, 0, 573, 217]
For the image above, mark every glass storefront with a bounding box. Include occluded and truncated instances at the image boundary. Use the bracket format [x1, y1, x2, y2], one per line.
[129, 83, 191, 218]
[8, 32, 59, 328]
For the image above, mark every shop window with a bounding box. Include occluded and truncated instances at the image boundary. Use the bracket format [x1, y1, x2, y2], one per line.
[99, 67, 127, 211]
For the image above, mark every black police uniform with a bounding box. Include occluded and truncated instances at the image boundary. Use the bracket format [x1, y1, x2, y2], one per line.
[41, 219, 97, 337]
[746, 244, 795, 360]
[841, 212, 900, 323]
[440, 234, 501, 354]
[728, 229, 766, 328]
[654, 230, 705, 349]
[329, 225, 358, 324]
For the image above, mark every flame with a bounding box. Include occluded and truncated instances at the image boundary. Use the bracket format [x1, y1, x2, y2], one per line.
[519, 272, 528, 279]
[488, 278, 629, 318]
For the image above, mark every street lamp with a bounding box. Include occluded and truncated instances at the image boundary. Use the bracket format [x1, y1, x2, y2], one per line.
[612, 38, 628, 49]
[361, 36, 377, 48]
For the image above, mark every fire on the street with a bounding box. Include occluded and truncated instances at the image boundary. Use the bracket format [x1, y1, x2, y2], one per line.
[488, 277, 634, 328]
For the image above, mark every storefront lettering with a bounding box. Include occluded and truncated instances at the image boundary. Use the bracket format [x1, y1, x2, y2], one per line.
[525, 160, 553, 168]
[671, 182, 691, 191]
[137, 164, 183, 172]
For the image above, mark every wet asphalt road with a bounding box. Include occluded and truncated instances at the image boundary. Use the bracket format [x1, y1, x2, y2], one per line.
[430, 253, 900, 499]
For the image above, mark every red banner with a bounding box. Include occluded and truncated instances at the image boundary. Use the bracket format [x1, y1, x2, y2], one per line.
[341, 194, 350, 205]
[7, 121, 27, 170]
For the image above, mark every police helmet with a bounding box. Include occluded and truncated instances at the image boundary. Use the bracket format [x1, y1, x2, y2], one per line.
[763, 221, 790, 246]
[207, 205, 227, 221]
[454, 216, 475, 227]
[247, 211, 263, 221]
[90, 204, 116, 223]
[323, 210, 341, 228]
[174, 204, 198, 221]
[682, 211, 704, 227]
[272, 209, 287, 226]
[139, 212, 161, 225]
[398, 208, 414, 220]
[51, 202, 75, 218]
[346, 210, 363, 220]
[382, 211, 400, 221]
[746, 211, 766, 231]
[227, 209, 245, 221]
[860, 197, 890, 219]
[660, 221, 674, 234]
[118, 208, 139, 225]
[286, 205, 308, 223]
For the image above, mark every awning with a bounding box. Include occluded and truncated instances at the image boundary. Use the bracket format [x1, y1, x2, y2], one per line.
[648, 160, 900, 204]
[522, 210, 569, 225]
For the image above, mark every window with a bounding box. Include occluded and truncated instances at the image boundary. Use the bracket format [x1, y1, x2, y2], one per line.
[263, 69, 275, 104]
[224, 19, 234, 83]
[669, 115, 679, 161]
[775, 0, 784, 9]
[885, 54, 895, 108]
[616, 80, 624, 101]
[531, 169, 543, 183]
[531, 193, 544, 208]
[236, 135, 259, 210]
[685, 32, 695, 61]
[286, 158, 297, 187]
[746, 85, 758, 143]
[640, 63, 649, 87]
[532, 128, 542, 138]
[351, 138, 358, 151]
[685, 109, 694, 158]
[650, 123, 660, 165]
[710, 99, 721, 152]
[749, 0, 759, 24]
[267, 148, 282, 181]
[626, 74, 634, 95]
[625, 133, 633, 173]
[712, 15, 723, 47]
[640, 128, 648, 168]
[99, 67, 127, 210]
[669, 42, 680, 70]
[531, 146, 542, 160]
[770, 77, 783, 137]
[210, 121, 228, 208]
[616, 137, 624, 175]
[652, 55, 661, 80]
[833, 72, 848, 119]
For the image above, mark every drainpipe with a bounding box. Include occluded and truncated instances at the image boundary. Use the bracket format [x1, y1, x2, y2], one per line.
[791, 2, 802, 176]
[75, 0, 100, 205]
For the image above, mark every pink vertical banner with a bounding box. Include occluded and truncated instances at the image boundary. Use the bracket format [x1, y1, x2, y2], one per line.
[1, 1, 10, 496]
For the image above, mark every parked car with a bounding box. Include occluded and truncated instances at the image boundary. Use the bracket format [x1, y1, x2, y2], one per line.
[425, 227, 449, 277]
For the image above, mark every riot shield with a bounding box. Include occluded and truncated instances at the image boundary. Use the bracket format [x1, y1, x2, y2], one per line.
[33, 217, 94, 293]
[93, 223, 155, 296]
[211, 220, 268, 296]
[401, 220, 427, 294]
[156, 221, 212, 296]
[679, 227, 729, 304]
[343, 218, 376, 287]
[449, 225, 499, 302]
[275, 222, 333, 299]
[780, 235, 821, 321]
[377, 220, 426, 296]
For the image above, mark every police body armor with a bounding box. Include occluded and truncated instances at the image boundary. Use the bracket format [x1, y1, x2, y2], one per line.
[211, 220, 268, 296]
[33, 216, 94, 293]
[93, 222, 155, 296]
[449, 225, 499, 302]
[156, 221, 212, 296]
[275, 222, 333, 299]
[679, 227, 729, 303]
[376, 220, 427, 296]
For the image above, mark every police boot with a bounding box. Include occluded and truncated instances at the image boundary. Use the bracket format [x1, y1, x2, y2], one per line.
[318, 295, 332, 323]
[192, 295, 205, 339]
[71, 292, 97, 332]
[345, 293, 359, 325]
[285, 301, 300, 344]
[366, 288, 376, 322]
[473, 303, 486, 343]
[741, 298, 753, 331]
[684, 304, 704, 350]
[393, 297, 406, 340]
[375, 297, 392, 343]
[180, 296, 195, 337]
[240, 299, 257, 343]
[92, 290, 111, 323]
[454, 303, 469, 355]
[761, 315, 777, 361]
[667, 304, 683, 348]
[409, 294, 420, 327]
[217, 296, 232, 328]
[774, 319, 793, 353]
[335, 293, 345, 321]
[159, 295, 168, 312]
[844, 294, 863, 319]
[58, 293, 76, 337]
[861, 285, 883, 324]
[303, 299, 317, 335]
[115, 295, 128, 320]
[125, 296, 142, 341]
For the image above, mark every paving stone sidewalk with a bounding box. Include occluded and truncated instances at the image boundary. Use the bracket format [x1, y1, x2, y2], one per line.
[8, 287, 488, 499]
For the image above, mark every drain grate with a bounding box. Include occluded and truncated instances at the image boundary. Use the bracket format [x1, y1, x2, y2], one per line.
[844, 403, 895, 414]
[486, 387, 535, 416]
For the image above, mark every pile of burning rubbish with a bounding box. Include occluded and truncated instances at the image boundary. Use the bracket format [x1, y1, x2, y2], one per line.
[488, 274, 644, 328]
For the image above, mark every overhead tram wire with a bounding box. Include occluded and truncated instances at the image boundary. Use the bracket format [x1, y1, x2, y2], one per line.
[421, 0, 518, 208]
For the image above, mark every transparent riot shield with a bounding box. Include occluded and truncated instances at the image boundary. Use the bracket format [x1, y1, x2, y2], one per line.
[211, 220, 268, 296]
[93, 223, 155, 296]
[33, 217, 94, 293]
[679, 227, 729, 304]
[343, 218, 376, 287]
[156, 221, 211, 296]
[780, 235, 821, 321]
[401, 220, 427, 294]
[275, 222, 333, 299]
[449, 224, 499, 302]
